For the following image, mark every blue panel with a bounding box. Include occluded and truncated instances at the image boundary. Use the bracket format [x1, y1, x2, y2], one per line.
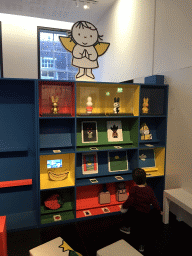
[145, 75, 164, 85]
[40, 133, 72, 148]
[139, 149, 155, 168]
[0, 187, 34, 215]
[6, 211, 37, 231]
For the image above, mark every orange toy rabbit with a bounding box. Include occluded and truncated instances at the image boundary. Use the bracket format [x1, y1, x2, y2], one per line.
[142, 97, 149, 114]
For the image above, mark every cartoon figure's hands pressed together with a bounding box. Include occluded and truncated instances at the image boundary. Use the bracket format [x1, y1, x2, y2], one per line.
[59, 21, 110, 79]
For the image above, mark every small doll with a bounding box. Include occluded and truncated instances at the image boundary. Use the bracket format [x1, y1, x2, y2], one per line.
[51, 96, 59, 114]
[86, 96, 93, 114]
[142, 97, 149, 114]
[114, 97, 120, 114]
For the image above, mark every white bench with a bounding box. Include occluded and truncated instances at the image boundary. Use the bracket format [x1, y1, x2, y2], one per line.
[97, 239, 143, 256]
[163, 188, 192, 224]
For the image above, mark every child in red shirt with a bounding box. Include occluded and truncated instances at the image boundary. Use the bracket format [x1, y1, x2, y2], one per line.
[120, 168, 163, 252]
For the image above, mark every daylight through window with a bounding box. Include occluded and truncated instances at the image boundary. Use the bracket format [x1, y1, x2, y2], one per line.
[39, 29, 78, 80]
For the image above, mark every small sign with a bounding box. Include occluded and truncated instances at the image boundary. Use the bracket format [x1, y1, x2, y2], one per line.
[114, 146, 123, 149]
[102, 207, 110, 213]
[90, 178, 98, 183]
[53, 150, 61, 153]
[83, 210, 92, 216]
[115, 176, 124, 180]
[53, 215, 62, 221]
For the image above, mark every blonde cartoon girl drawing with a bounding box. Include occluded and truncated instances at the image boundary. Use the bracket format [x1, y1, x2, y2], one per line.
[59, 21, 110, 79]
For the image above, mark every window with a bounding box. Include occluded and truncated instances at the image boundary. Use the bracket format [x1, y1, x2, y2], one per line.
[38, 27, 78, 80]
[0, 22, 3, 78]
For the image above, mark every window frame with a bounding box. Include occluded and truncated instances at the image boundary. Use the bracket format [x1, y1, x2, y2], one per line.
[37, 26, 76, 81]
[0, 22, 3, 78]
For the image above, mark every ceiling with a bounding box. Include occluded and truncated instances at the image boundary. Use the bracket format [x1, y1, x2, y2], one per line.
[0, 0, 117, 25]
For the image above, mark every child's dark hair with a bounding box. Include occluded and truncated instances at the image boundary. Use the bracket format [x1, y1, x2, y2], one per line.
[132, 168, 146, 185]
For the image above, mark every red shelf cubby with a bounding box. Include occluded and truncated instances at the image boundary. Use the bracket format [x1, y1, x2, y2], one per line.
[39, 81, 75, 117]
[76, 181, 135, 218]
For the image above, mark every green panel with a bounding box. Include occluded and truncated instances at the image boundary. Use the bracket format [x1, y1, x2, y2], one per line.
[41, 201, 75, 215]
[41, 211, 75, 225]
[76, 144, 137, 152]
[76, 118, 138, 147]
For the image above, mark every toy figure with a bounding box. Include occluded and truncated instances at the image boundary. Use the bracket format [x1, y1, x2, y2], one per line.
[142, 97, 149, 114]
[140, 123, 152, 140]
[59, 21, 110, 79]
[110, 124, 118, 138]
[113, 97, 120, 114]
[51, 96, 59, 114]
[86, 96, 93, 113]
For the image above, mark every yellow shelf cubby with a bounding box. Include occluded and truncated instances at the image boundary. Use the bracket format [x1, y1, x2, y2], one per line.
[76, 82, 140, 116]
[143, 147, 165, 177]
[40, 153, 75, 190]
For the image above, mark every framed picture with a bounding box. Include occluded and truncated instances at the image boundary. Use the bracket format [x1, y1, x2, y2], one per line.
[81, 121, 98, 143]
[82, 152, 98, 174]
[107, 120, 123, 142]
[108, 151, 128, 172]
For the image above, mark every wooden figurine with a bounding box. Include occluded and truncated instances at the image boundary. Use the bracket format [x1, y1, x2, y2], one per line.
[142, 97, 149, 114]
[51, 96, 59, 114]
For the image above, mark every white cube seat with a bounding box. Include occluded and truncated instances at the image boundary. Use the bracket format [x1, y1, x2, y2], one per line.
[97, 239, 143, 256]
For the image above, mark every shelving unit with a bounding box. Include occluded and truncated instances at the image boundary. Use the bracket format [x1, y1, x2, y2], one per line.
[0, 77, 168, 231]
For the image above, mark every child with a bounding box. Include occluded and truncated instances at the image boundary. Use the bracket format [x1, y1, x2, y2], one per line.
[120, 168, 163, 252]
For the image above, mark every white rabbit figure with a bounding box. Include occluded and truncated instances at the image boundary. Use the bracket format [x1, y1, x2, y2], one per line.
[113, 97, 120, 114]
[86, 96, 93, 114]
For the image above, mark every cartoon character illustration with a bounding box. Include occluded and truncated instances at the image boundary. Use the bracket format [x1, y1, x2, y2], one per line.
[110, 124, 118, 138]
[87, 127, 93, 139]
[142, 97, 149, 114]
[59, 21, 110, 79]
[113, 97, 120, 114]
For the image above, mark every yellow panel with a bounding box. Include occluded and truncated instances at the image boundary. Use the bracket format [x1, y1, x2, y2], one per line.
[76, 82, 139, 116]
[133, 85, 140, 116]
[40, 154, 75, 190]
[154, 147, 165, 176]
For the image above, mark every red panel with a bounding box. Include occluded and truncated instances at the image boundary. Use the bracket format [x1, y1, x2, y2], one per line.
[38, 81, 75, 117]
[0, 216, 7, 256]
[76, 181, 135, 210]
[0, 179, 32, 188]
[76, 205, 121, 218]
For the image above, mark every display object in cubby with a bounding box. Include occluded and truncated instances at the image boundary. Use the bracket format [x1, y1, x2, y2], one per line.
[48, 170, 69, 181]
[44, 194, 64, 210]
[116, 182, 128, 202]
[113, 97, 120, 114]
[107, 120, 123, 142]
[39, 82, 75, 117]
[98, 184, 111, 204]
[142, 97, 149, 114]
[140, 123, 152, 140]
[51, 96, 59, 114]
[81, 121, 98, 143]
[86, 96, 93, 114]
[82, 152, 98, 174]
[108, 151, 128, 172]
